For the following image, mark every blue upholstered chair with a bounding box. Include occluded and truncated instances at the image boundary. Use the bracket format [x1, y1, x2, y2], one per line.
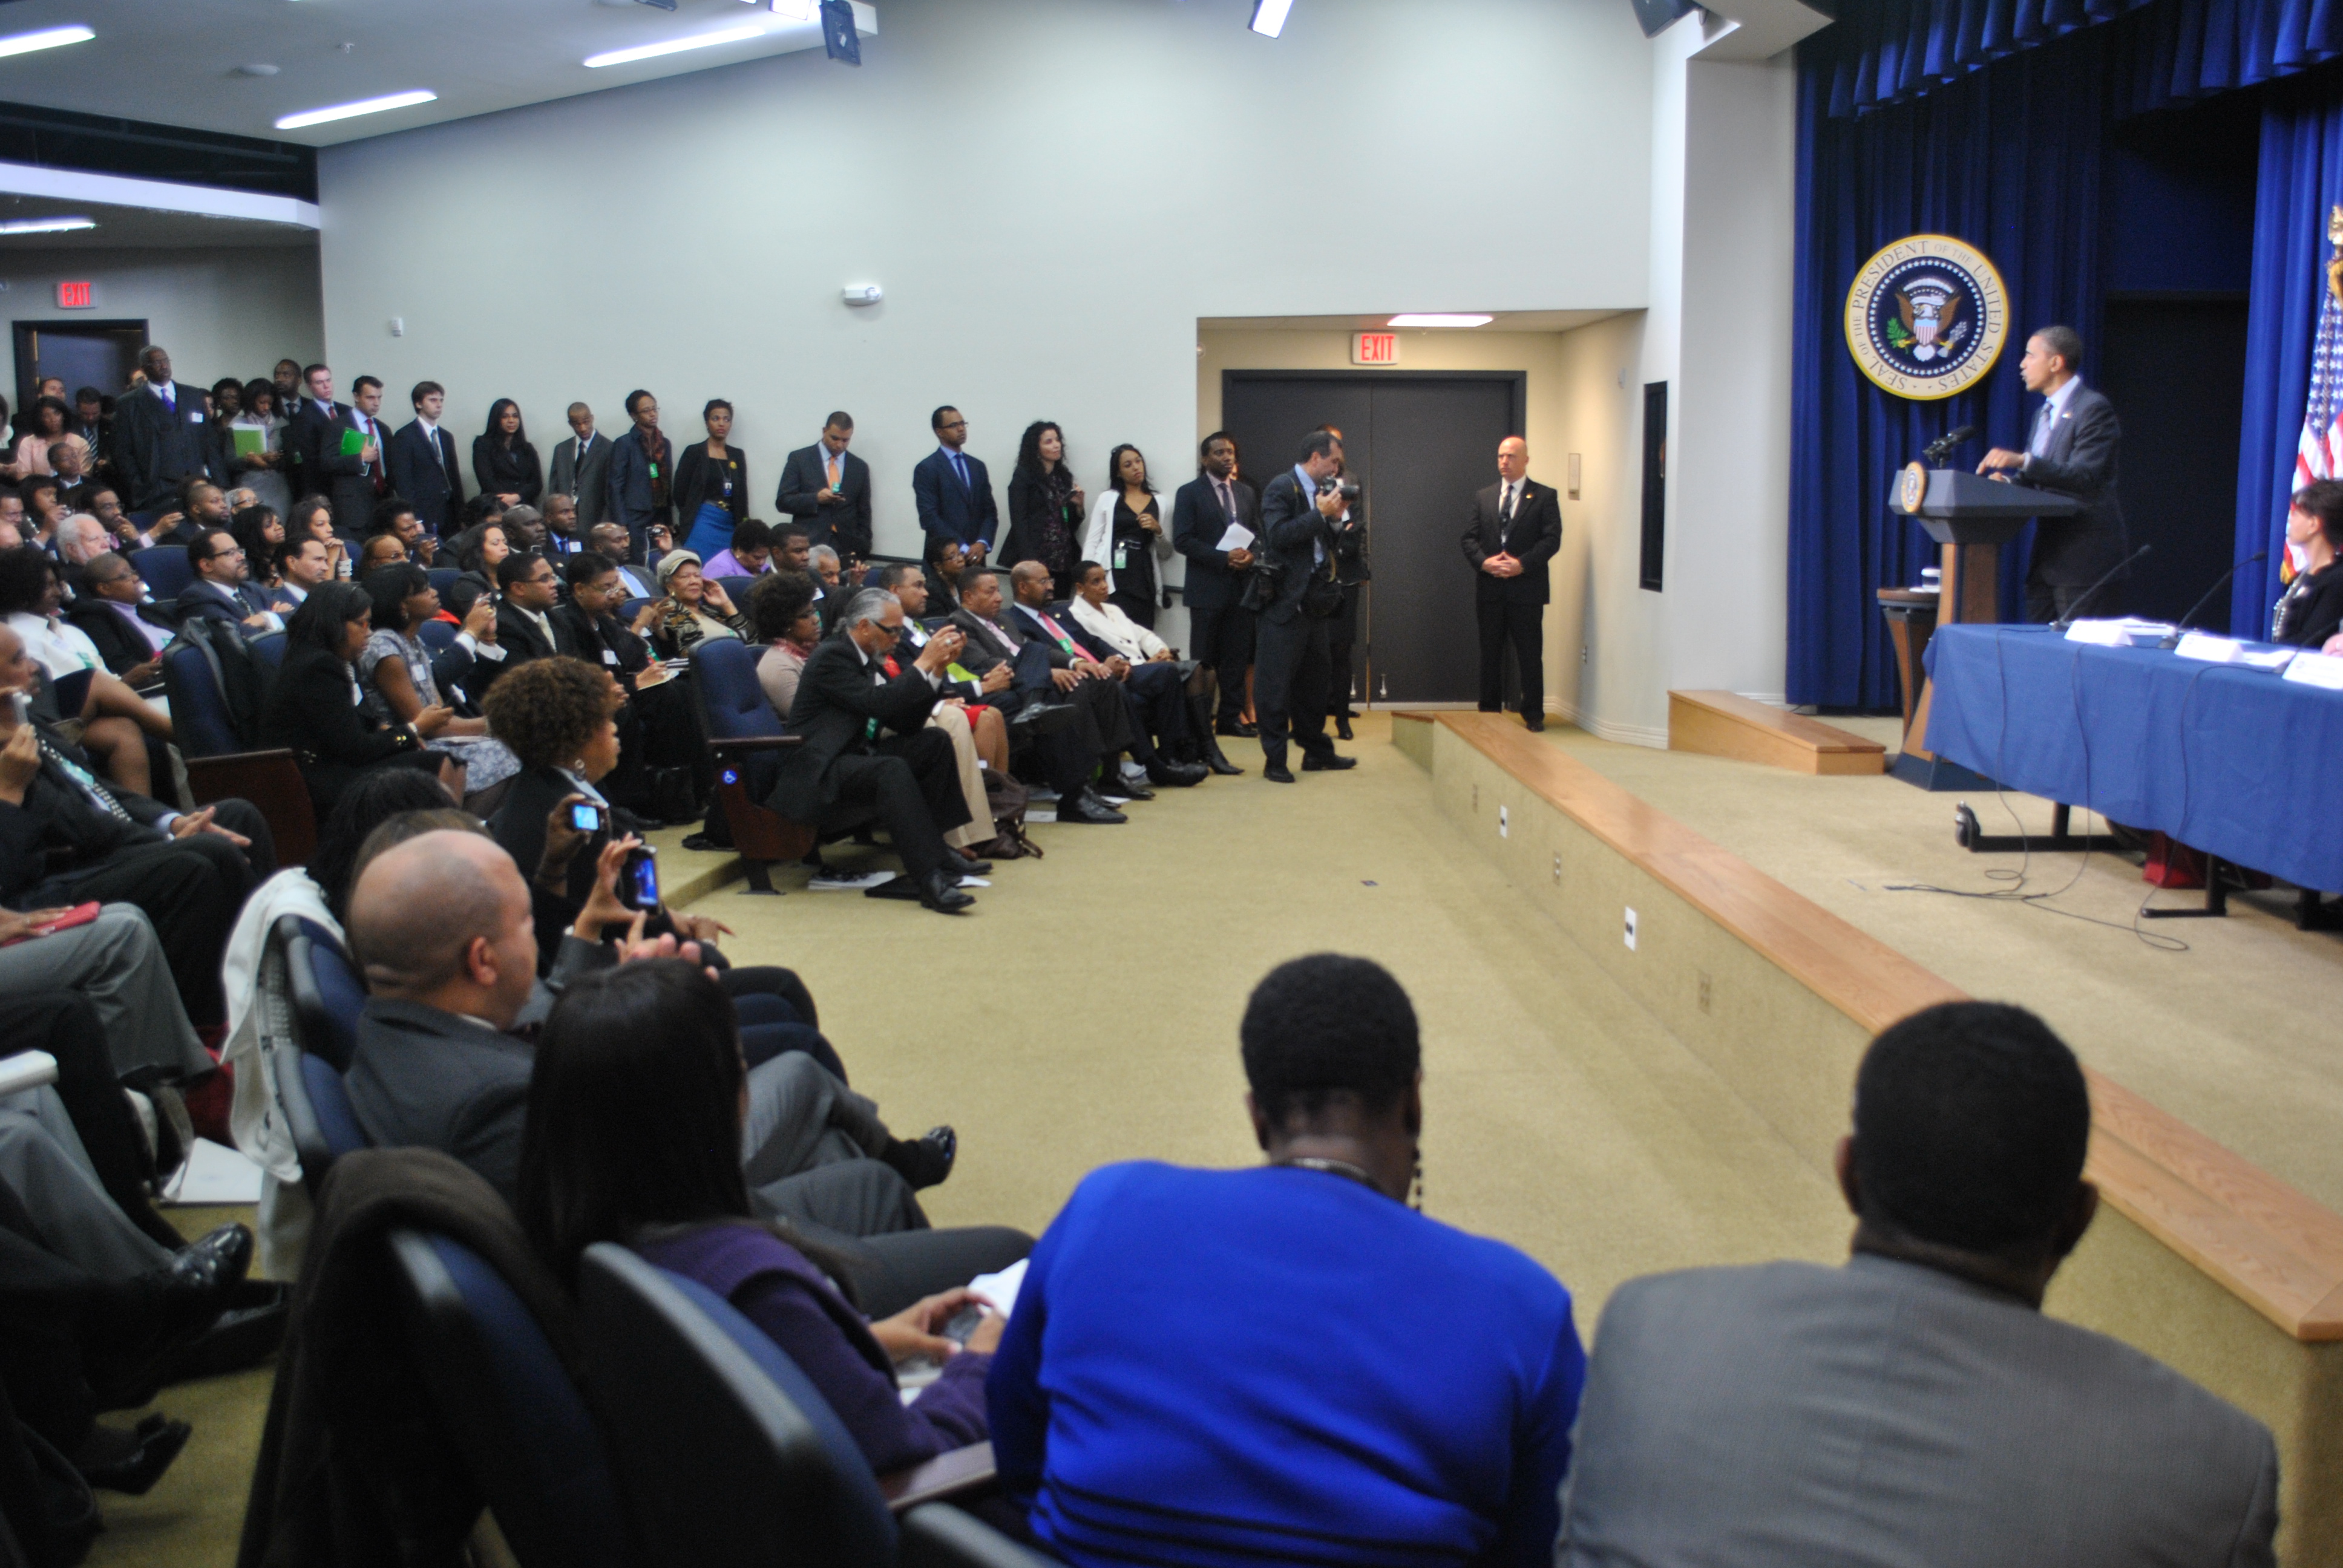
[247, 630, 287, 671]
[689, 639, 814, 895]
[388, 1230, 638, 1568]
[416, 618, 457, 653]
[159, 637, 317, 863]
[281, 914, 365, 1071]
[426, 567, 461, 598]
[130, 544, 194, 603]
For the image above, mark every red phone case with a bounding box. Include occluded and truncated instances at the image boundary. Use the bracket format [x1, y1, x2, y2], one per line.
[2, 901, 100, 947]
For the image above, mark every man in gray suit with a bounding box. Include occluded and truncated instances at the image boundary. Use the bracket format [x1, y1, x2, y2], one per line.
[1559, 1001, 2278, 1568]
[1979, 324, 2128, 622]
[546, 402, 613, 531]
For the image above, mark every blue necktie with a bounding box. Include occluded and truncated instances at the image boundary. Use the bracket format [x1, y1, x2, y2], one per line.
[952, 452, 969, 491]
[158, 384, 174, 413]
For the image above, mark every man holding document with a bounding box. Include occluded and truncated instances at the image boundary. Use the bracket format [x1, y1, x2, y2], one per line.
[1171, 431, 1260, 737]
[1464, 436, 1561, 731]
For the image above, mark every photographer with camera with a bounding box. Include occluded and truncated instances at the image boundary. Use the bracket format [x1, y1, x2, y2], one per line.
[1248, 430, 1358, 782]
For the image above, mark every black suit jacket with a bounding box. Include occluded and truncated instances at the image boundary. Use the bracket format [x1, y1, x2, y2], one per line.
[1462, 478, 1562, 606]
[554, 602, 655, 687]
[458, 603, 578, 699]
[766, 637, 943, 822]
[388, 422, 467, 535]
[548, 432, 613, 529]
[911, 448, 998, 552]
[1256, 471, 1340, 626]
[113, 381, 214, 511]
[346, 998, 536, 1207]
[0, 719, 175, 904]
[2021, 385, 2128, 587]
[175, 578, 273, 628]
[289, 400, 345, 500]
[778, 444, 873, 559]
[1170, 474, 1261, 612]
[63, 599, 176, 678]
[258, 641, 421, 808]
[318, 405, 393, 537]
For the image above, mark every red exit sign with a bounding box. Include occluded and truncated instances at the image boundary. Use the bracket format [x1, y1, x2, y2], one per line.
[1352, 332, 1400, 366]
[56, 281, 92, 309]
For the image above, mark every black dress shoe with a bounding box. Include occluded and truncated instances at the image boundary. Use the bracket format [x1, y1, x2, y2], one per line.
[1009, 702, 1080, 737]
[680, 832, 719, 852]
[1109, 779, 1155, 802]
[171, 1223, 254, 1296]
[1301, 753, 1358, 771]
[865, 870, 975, 912]
[1203, 750, 1244, 777]
[1215, 719, 1259, 738]
[944, 846, 993, 876]
[1058, 789, 1128, 825]
[156, 1285, 291, 1385]
[77, 1416, 192, 1495]
[881, 1126, 958, 1190]
[90, 1224, 253, 1407]
[1263, 763, 1296, 783]
[1146, 757, 1208, 788]
[1335, 716, 1354, 741]
[1523, 717, 1545, 733]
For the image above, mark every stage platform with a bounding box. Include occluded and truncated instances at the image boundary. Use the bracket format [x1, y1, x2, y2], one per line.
[1395, 710, 2343, 1567]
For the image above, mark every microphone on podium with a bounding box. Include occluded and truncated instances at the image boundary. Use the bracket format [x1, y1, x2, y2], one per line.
[2156, 552, 2267, 650]
[2051, 543, 2153, 632]
[1921, 425, 1979, 464]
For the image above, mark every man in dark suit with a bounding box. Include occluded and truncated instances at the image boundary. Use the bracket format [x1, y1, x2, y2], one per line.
[177, 529, 280, 632]
[1171, 431, 1260, 742]
[460, 552, 577, 700]
[766, 587, 978, 913]
[0, 623, 270, 1024]
[387, 381, 466, 537]
[63, 552, 174, 686]
[1463, 436, 1563, 731]
[287, 364, 344, 502]
[1253, 430, 1357, 782]
[947, 566, 1129, 824]
[778, 413, 873, 561]
[605, 390, 672, 561]
[911, 406, 998, 563]
[318, 376, 394, 538]
[111, 347, 214, 514]
[548, 402, 613, 531]
[1978, 325, 2128, 622]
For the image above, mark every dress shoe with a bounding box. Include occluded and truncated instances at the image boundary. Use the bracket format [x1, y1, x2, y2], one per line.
[76, 1416, 192, 1496]
[865, 870, 975, 913]
[881, 1125, 957, 1190]
[1263, 762, 1296, 783]
[944, 846, 994, 877]
[90, 1224, 253, 1407]
[1215, 719, 1259, 738]
[680, 832, 719, 852]
[1335, 715, 1354, 742]
[1110, 779, 1155, 802]
[1146, 757, 1208, 788]
[170, 1222, 254, 1296]
[156, 1283, 291, 1385]
[1522, 715, 1545, 733]
[1009, 701, 1080, 738]
[1203, 746, 1244, 776]
[1057, 789, 1128, 825]
[1301, 753, 1358, 772]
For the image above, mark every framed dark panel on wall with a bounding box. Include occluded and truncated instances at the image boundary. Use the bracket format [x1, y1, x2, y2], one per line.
[1639, 381, 1667, 592]
[12, 320, 148, 414]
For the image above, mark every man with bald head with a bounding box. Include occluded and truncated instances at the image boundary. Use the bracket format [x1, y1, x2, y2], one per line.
[344, 828, 963, 1234]
[1461, 436, 1562, 731]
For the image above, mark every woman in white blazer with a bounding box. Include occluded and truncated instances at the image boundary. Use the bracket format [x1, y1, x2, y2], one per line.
[1080, 443, 1173, 627]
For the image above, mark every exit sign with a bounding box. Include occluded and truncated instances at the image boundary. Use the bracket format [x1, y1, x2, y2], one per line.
[56, 281, 92, 309]
[1352, 332, 1400, 366]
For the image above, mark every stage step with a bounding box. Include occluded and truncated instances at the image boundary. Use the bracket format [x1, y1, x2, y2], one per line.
[1666, 690, 1885, 776]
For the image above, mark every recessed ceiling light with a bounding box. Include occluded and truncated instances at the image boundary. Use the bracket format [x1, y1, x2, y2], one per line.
[275, 90, 437, 129]
[1250, 0, 1295, 37]
[234, 63, 281, 77]
[0, 24, 96, 60]
[0, 217, 96, 235]
[584, 23, 768, 68]
[1388, 313, 1495, 328]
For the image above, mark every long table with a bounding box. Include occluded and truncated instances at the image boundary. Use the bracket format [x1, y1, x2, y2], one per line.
[1922, 623, 2343, 895]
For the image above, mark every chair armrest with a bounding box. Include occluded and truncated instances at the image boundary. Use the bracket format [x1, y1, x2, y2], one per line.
[183, 748, 318, 866]
[879, 1441, 996, 1512]
[704, 734, 805, 756]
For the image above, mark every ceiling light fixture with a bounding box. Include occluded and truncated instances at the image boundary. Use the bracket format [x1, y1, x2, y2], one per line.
[584, 22, 767, 68]
[1388, 313, 1495, 327]
[275, 90, 437, 129]
[1249, 0, 1294, 37]
[0, 217, 95, 235]
[0, 24, 96, 60]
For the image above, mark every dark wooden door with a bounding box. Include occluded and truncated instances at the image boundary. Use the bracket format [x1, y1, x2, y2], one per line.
[1221, 371, 1522, 704]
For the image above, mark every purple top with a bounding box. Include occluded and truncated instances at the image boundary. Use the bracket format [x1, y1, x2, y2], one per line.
[634, 1221, 990, 1474]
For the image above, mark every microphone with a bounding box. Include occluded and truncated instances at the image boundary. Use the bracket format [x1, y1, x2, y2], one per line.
[2052, 543, 2152, 632]
[2156, 551, 2266, 649]
[1922, 424, 1979, 463]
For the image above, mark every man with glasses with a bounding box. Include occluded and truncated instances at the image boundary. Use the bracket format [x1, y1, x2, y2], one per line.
[913, 405, 998, 566]
[62, 553, 174, 688]
[177, 530, 278, 633]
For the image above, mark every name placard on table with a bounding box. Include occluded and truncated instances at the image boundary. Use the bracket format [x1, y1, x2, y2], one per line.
[2283, 650, 2343, 690]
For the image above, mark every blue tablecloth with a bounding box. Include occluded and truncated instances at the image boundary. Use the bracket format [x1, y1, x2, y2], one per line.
[1922, 624, 2343, 894]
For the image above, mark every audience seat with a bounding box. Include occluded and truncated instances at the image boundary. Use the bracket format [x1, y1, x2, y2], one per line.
[426, 567, 460, 598]
[620, 596, 650, 624]
[248, 630, 287, 671]
[131, 544, 195, 603]
[260, 915, 370, 1194]
[281, 914, 365, 1071]
[416, 619, 457, 654]
[689, 640, 825, 895]
[714, 575, 755, 603]
[576, 1244, 1044, 1568]
[388, 1230, 639, 1568]
[160, 639, 316, 864]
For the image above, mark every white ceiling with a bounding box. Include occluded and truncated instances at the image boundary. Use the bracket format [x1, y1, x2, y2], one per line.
[0, 0, 873, 148]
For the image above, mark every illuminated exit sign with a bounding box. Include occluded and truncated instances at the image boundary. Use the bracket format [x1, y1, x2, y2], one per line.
[56, 281, 92, 309]
[1352, 332, 1400, 366]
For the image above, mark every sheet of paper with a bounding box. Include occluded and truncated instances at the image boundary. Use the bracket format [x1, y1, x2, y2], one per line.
[1214, 523, 1254, 551]
[966, 1256, 1028, 1319]
[2284, 650, 2343, 690]
[161, 1137, 264, 1206]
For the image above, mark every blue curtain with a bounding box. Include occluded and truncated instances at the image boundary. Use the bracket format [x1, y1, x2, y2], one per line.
[1788, 31, 2109, 708]
[2232, 75, 2343, 635]
[1813, 0, 2343, 116]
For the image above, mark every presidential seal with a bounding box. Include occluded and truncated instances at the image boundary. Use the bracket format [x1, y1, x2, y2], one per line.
[1844, 234, 2008, 401]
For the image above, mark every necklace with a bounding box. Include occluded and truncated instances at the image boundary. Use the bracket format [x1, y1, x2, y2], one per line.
[1271, 1155, 1381, 1193]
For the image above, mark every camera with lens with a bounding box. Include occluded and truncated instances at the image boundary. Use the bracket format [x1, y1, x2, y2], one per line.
[1321, 477, 1361, 502]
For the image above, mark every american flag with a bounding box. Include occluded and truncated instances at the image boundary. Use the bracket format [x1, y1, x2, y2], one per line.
[2290, 205, 2343, 582]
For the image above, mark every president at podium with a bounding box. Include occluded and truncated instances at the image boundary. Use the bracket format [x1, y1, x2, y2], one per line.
[1976, 324, 2128, 622]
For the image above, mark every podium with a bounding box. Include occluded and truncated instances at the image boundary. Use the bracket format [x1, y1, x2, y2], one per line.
[1876, 466, 2077, 788]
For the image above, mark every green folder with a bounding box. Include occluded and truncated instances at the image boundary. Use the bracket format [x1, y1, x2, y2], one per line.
[339, 428, 365, 456]
[231, 426, 264, 458]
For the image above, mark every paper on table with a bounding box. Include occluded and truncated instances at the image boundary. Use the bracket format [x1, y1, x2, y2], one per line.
[1214, 523, 1255, 551]
[2284, 650, 2343, 690]
[161, 1137, 264, 1206]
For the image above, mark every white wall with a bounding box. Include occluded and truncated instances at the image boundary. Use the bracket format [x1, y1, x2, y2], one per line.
[313, 0, 1653, 559]
[0, 246, 323, 396]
